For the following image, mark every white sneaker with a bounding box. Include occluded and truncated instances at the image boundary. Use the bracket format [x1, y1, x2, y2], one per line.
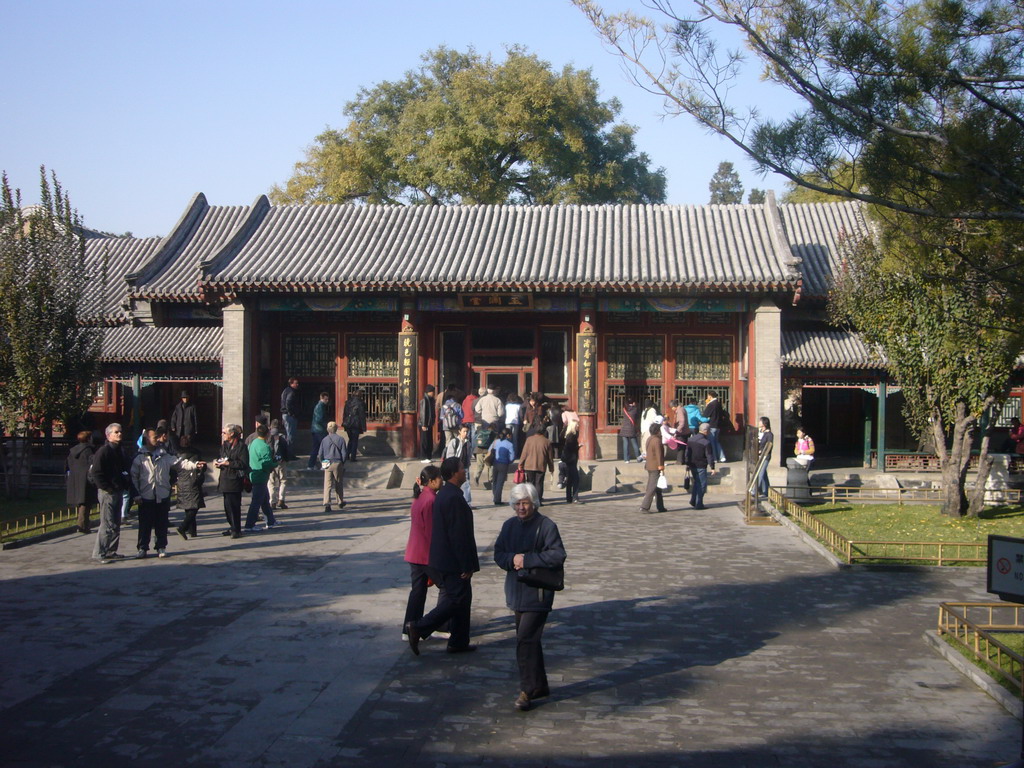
[402, 633, 410, 642]
[157, 549, 167, 558]
[434, 631, 451, 640]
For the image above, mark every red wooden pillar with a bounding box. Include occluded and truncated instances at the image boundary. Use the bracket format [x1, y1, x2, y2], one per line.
[577, 301, 598, 461]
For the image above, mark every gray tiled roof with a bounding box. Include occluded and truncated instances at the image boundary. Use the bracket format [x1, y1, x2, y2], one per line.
[199, 201, 800, 293]
[781, 329, 885, 369]
[99, 325, 222, 363]
[777, 201, 871, 299]
[127, 193, 262, 301]
[82, 233, 163, 322]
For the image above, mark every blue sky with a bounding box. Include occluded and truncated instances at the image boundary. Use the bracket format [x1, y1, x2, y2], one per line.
[2, 0, 799, 237]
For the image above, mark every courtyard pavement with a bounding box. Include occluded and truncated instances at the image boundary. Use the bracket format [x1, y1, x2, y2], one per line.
[0, 473, 1020, 767]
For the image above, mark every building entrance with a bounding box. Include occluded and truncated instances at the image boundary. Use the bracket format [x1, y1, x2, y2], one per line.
[473, 368, 532, 400]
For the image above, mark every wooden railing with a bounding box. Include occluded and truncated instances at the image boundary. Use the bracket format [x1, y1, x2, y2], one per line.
[938, 602, 1024, 696]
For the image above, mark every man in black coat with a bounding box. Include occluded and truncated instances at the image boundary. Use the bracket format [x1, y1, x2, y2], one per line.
[405, 457, 480, 654]
[169, 390, 198, 452]
[280, 378, 300, 447]
[418, 385, 436, 462]
[89, 423, 130, 563]
[685, 423, 718, 510]
[342, 389, 367, 462]
[214, 424, 250, 538]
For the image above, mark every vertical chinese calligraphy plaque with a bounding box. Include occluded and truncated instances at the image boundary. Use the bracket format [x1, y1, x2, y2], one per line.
[577, 332, 597, 414]
[399, 332, 418, 413]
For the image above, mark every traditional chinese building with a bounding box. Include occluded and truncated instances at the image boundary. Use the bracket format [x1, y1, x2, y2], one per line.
[84, 193, 1023, 464]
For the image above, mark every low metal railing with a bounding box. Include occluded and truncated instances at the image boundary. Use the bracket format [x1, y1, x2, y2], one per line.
[0, 506, 95, 544]
[938, 602, 1024, 696]
[768, 488, 986, 565]
[810, 484, 1022, 506]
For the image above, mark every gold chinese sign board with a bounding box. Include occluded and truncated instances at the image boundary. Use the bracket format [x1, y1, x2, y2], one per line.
[457, 294, 533, 310]
[399, 332, 418, 412]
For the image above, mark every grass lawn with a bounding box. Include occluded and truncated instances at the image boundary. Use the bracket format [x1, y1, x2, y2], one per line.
[802, 501, 1024, 543]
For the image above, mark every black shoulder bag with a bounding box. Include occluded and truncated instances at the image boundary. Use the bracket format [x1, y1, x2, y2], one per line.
[516, 518, 565, 591]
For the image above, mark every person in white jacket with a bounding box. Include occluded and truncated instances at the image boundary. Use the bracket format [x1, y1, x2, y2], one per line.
[131, 428, 182, 559]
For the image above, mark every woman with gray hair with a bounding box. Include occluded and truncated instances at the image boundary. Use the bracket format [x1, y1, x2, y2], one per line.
[493, 483, 567, 711]
[214, 424, 249, 538]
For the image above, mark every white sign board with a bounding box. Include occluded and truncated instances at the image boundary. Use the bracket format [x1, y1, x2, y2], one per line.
[987, 535, 1024, 603]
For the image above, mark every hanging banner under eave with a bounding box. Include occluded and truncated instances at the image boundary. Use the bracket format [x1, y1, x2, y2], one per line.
[598, 297, 748, 313]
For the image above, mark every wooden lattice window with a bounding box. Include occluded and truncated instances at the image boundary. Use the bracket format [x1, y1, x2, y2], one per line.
[675, 337, 731, 380]
[607, 336, 662, 380]
[347, 335, 399, 378]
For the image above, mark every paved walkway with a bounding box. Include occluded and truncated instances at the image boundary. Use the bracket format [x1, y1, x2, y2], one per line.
[0, 480, 1019, 767]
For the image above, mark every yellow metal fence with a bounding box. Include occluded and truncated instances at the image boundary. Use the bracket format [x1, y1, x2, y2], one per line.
[0, 506, 96, 544]
[767, 488, 986, 565]
[937, 602, 1024, 696]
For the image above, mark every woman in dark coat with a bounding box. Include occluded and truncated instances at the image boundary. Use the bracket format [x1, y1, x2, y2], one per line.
[493, 482, 567, 711]
[175, 447, 207, 540]
[66, 430, 99, 533]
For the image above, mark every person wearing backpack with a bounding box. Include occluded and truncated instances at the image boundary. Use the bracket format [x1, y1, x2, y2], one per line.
[267, 419, 291, 509]
[440, 394, 464, 445]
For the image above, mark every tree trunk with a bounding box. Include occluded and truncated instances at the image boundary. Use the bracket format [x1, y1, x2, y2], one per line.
[935, 404, 974, 518]
[968, 422, 996, 517]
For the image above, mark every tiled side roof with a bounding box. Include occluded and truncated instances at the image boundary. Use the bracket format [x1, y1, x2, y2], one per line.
[781, 329, 885, 369]
[777, 202, 871, 299]
[99, 325, 222, 363]
[128, 194, 263, 301]
[82, 233, 164, 322]
[201, 202, 800, 293]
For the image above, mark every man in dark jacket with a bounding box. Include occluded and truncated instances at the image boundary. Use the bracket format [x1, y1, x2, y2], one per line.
[418, 385, 436, 462]
[685, 423, 718, 510]
[214, 424, 250, 538]
[703, 392, 728, 463]
[405, 457, 480, 655]
[280, 377, 300, 447]
[169, 390, 198, 452]
[89, 423, 130, 563]
[342, 389, 367, 461]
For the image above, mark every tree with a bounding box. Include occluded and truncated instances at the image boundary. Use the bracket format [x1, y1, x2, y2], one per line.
[272, 46, 667, 206]
[0, 168, 103, 497]
[831, 225, 1021, 517]
[747, 188, 765, 204]
[573, 0, 1024, 286]
[576, 0, 1024, 515]
[708, 161, 743, 203]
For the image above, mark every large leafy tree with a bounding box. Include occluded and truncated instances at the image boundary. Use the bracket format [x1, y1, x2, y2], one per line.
[577, 0, 1024, 514]
[831, 226, 1021, 517]
[272, 46, 667, 206]
[0, 169, 102, 496]
[708, 160, 743, 203]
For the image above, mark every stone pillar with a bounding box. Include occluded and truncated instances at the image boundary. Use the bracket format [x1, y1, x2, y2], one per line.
[753, 298, 783, 467]
[577, 303, 597, 460]
[221, 301, 252, 430]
